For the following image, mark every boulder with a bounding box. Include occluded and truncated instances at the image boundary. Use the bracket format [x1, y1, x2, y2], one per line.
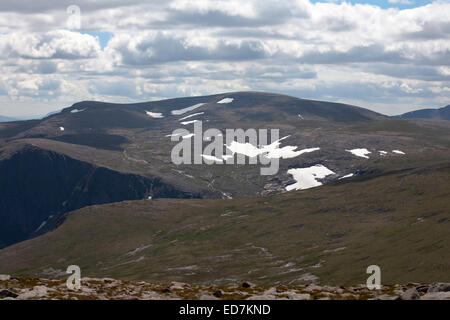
[0, 275, 10, 281]
[213, 290, 223, 298]
[421, 292, 450, 300]
[415, 285, 429, 293]
[0, 289, 18, 298]
[427, 283, 450, 293]
[401, 289, 420, 300]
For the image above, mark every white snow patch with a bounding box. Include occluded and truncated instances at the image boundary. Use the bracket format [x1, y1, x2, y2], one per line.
[266, 147, 320, 159]
[201, 155, 224, 163]
[298, 114, 304, 119]
[171, 103, 205, 115]
[217, 98, 234, 104]
[286, 165, 335, 191]
[346, 148, 371, 159]
[339, 173, 354, 180]
[226, 141, 262, 158]
[392, 150, 406, 155]
[181, 120, 199, 125]
[165, 133, 182, 138]
[379, 151, 388, 156]
[146, 111, 164, 118]
[179, 112, 204, 121]
[226, 136, 320, 159]
[59, 127, 65, 131]
[70, 108, 85, 114]
[182, 133, 195, 139]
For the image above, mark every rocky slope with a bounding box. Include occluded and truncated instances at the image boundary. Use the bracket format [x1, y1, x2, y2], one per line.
[0, 275, 449, 300]
[0, 145, 199, 248]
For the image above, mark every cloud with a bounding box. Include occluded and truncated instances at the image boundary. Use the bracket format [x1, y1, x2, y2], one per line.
[299, 44, 407, 64]
[165, 0, 310, 27]
[110, 32, 269, 65]
[0, 30, 100, 59]
[0, 0, 449, 118]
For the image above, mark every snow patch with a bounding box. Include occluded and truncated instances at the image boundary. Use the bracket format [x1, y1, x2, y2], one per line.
[339, 173, 354, 180]
[182, 133, 195, 139]
[165, 133, 182, 138]
[201, 155, 224, 163]
[217, 98, 234, 104]
[179, 112, 204, 121]
[346, 148, 371, 159]
[171, 103, 205, 115]
[70, 108, 86, 114]
[146, 111, 164, 118]
[59, 127, 65, 131]
[379, 151, 388, 156]
[266, 147, 320, 159]
[222, 155, 233, 161]
[181, 120, 199, 125]
[286, 165, 335, 191]
[226, 137, 320, 160]
[392, 150, 406, 155]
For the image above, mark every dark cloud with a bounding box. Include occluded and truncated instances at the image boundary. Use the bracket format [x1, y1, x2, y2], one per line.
[364, 63, 450, 82]
[299, 44, 407, 64]
[34, 61, 58, 74]
[117, 33, 269, 65]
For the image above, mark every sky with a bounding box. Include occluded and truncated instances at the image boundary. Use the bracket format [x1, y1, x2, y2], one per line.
[0, 0, 449, 118]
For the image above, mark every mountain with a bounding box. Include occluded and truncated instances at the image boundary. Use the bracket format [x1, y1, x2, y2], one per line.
[0, 115, 17, 122]
[396, 105, 450, 121]
[0, 155, 448, 286]
[0, 91, 449, 251]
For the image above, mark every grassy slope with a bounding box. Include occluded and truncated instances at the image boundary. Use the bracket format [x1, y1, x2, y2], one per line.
[0, 153, 448, 286]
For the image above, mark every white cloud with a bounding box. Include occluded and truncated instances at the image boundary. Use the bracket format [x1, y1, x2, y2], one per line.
[0, 30, 100, 59]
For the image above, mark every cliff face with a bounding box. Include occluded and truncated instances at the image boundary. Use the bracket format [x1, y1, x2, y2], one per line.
[0, 147, 197, 248]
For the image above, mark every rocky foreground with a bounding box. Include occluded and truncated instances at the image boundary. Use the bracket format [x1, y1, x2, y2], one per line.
[0, 275, 449, 300]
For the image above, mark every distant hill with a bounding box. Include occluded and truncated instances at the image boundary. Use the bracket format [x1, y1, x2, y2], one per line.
[0, 115, 17, 122]
[396, 105, 450, 121]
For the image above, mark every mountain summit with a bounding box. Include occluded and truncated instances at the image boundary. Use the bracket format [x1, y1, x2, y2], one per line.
[396, 105, 450, 121]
